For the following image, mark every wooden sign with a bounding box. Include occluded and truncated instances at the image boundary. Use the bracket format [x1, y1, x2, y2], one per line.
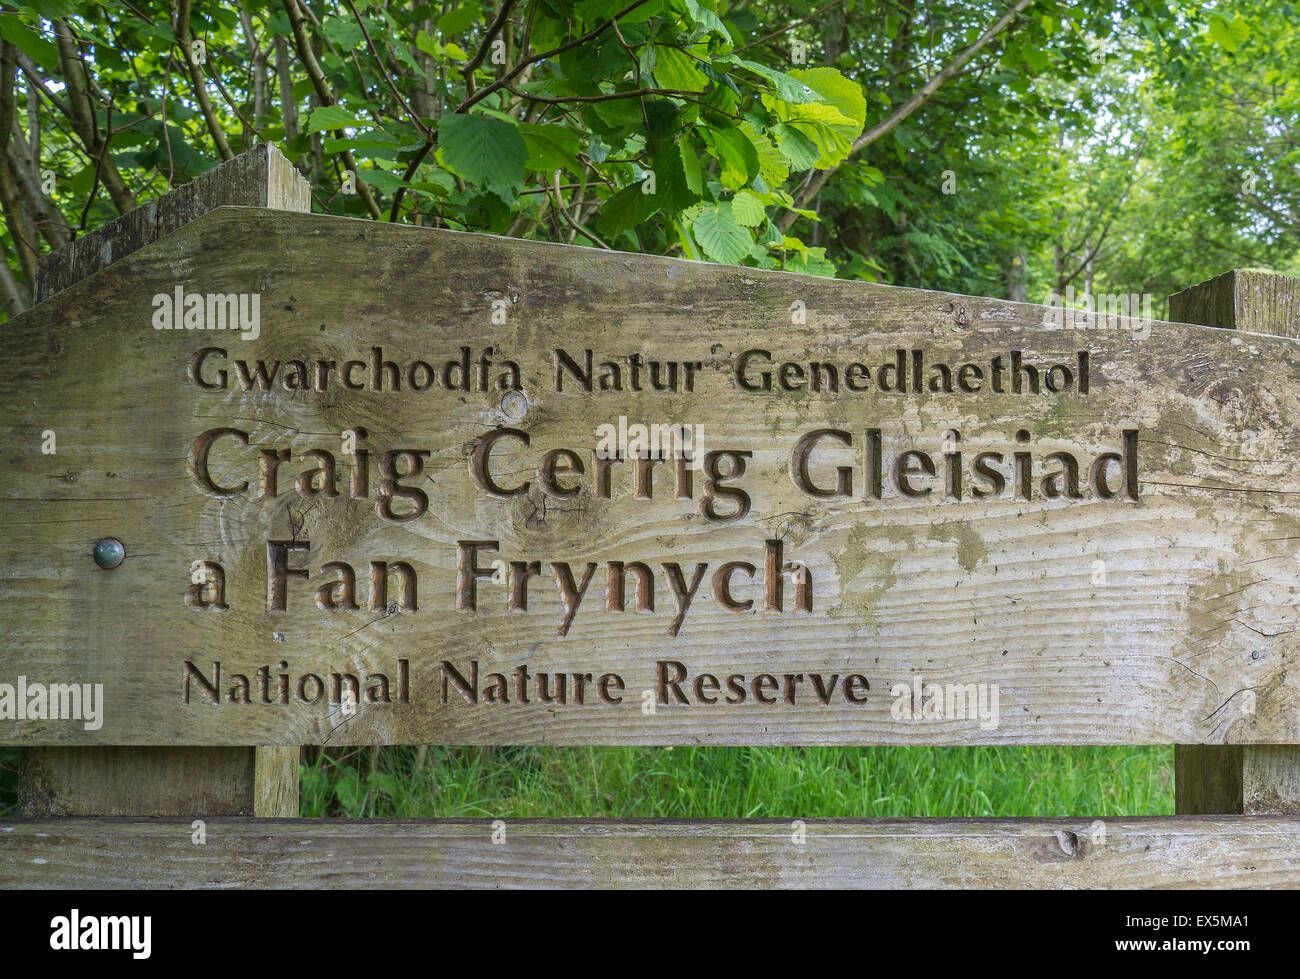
[2, 206, 1299, 747]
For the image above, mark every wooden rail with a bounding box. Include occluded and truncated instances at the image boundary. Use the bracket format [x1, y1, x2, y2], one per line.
[5, 147, 1300, 890]
[4, 816, 1299, 888]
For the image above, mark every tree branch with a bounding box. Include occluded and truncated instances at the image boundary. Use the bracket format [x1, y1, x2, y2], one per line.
[343, 0, 430, 137]
[457, 0, 653, 114]
[175, 0, 234, 160]
[462, 0, 518, 100]
[281, 0, 382, 219]
[50, 21, 135, 213]
[0, 36, 36, 296]
[778, 0, 1035, 231]
[733, 0, 847, 54]
[551, 169, 609, 248]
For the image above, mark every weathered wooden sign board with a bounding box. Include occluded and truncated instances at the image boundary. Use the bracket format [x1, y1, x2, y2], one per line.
[2, 206, 1299, 747]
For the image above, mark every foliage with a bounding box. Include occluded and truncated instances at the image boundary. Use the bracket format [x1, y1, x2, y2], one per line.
[3, 0, 1290, 320]
[299, 744, 1174, 818]
[0, 2, 1293, 817]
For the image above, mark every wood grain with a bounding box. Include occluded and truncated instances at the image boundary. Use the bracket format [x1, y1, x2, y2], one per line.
[19, 146, 307, 816]
[3, 207, 1300, 747]
[1170, 268, 1300, 338]
[19, 747, 252, 816]
[34, 144, 311, 304]
[1177, 744, 1300, 815]
[1169, 269, 1300, 813]
[3, 816, 1299, 888]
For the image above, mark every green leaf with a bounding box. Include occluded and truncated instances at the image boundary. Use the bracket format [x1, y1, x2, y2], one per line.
[437, 2, 483, 36]
[727, 7, 758, 33]
[650, 138, 700, 213]
[731, 190, 765, 226]
[703, 126, 759, 189]
[773, 123, 821, 171]
[408, 178, 453, 198]
[743, 123, 790, 186]
[21, 0, 74, 18]
[322, 130, 420, 156]
[653, 45, 710, 92]
[692, 203, 751, 264]
[305, 105, 362, 134]
[415, 29, 442, 57]
[701, 80, 740, 124]
[1021, 46, 1049, 72]
[643, 98, 679, 140]
[518, 122, 582, 174]
[579, 0, 663, 25]
[361, 170, 408, 192]
[787, 245, 836, 276]
[597, 181, 663, 237]
[587, 95, 644, 133]
[617, 0, 665, 23]
[684, 0, 731, 44]
[320, 18, 365, 50]
[587, 133, 612, 164]
[764, 70, 863, 169]
[388, 35, 423, 72]
[758, 220, 784, 246]
[0, 17, 58, 70]
[790, 67, 866, 128]
[576, 0, 624, 22]
[770, 189, 816, 219]
[1207, 14, 1249, 52]
[717, 55, 818, 103]
[438, 113, 528, 196]
[679, 138, 703, 194]
[638, 42, 657, 80]
[367, 772, 398, 796]
[334, 772, 360, 811]
[780, 100, 857, 129]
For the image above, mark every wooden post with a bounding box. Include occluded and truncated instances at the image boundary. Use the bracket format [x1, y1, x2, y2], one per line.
[18, 144, 308, 818]
[1169, 268, 1300, 815]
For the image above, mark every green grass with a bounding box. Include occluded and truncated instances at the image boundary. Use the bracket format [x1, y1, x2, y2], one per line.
[0, 745, 1173, 819]
[299, 745, 1173, 819]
